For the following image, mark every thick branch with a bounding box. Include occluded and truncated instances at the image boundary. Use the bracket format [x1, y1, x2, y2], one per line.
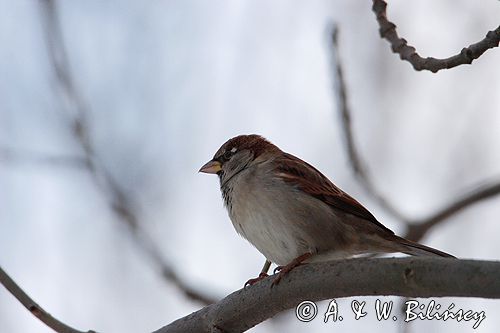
[372, 0, 500, 72]
[0, 266, 96, 333]
[155, 257, 500, 333]
[405, 180, 500, 242]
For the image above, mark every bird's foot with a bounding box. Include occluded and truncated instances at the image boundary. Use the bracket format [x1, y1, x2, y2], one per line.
[244, 272, 269, 288]
[271, 253, 312, 287]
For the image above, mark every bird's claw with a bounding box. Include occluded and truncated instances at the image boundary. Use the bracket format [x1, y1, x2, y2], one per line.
[273, 265, 283, 274]
[244, 272, 269, 288]
[271, 266, 292, 287]
[271, 253, 312, 287]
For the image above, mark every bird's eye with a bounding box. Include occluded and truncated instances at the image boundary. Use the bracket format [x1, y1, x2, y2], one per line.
[223, 150, 232, 160]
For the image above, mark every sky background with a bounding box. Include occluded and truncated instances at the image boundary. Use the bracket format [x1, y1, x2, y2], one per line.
[1, 0, 500, 332]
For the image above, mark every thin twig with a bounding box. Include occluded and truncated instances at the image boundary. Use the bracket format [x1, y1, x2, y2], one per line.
[0, 266, 97, 333]
[0, 147, 87, 168]
[38, 0, 217, 306]
[405, 180, 500, 242]
[329, 24, 408, 221]
[372, 0, 500, 73]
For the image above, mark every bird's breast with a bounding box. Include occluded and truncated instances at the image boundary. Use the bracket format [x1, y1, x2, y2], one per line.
[221, 171, 328, 265]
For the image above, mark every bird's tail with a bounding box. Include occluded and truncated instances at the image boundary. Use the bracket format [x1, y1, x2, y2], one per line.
[390, 235, 455, 258]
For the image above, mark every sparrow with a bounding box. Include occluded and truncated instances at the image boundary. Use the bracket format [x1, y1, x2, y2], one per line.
[199, 134, 454, 286]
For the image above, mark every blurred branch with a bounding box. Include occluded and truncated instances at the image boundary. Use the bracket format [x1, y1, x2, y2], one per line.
[372, 0, 500, 73]
[38, 0, 217, 306]
[0, 147, 87, 168]
[0, 266, 97, 333]
[329, 25, 409, 222]
[405, 180, 500, 242]
[155, 257, 500, 333]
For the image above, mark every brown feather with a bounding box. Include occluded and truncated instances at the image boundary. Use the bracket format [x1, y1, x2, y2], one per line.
[275, 152, 394, 235]
[390, 235, 455, 257]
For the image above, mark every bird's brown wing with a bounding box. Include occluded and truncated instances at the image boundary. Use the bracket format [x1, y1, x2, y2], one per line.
[275, 152, 394, 235]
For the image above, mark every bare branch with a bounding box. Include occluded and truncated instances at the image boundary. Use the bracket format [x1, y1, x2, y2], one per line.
[0, 266, 97, 333]
[38, 0, 217, 306]
[372, 0, 500, 73]
[0, 147, 86, 168]
[405, 180, 500, 242]
[329, 25, 408, 221]
[330, 25, 500, 242]
[155, 257, 500, 333]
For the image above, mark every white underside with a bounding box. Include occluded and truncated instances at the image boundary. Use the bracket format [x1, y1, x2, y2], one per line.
[225, 162, 367, 266]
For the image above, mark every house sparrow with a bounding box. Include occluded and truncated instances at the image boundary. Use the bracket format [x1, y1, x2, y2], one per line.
[199, 135, 454, 286]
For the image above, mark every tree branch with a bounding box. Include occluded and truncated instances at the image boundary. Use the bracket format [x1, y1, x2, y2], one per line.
[155, 257, 500, 333]
[0, 266, 97, 333]
[0, 147, 87, 168]
[329, 25, 409, 222]
[372, 0, 500, 72]
[38, 0, 217, 306]
[405, 180, 500, 242]
[330, 25, 500, 243]
[4, 258, 500, 333]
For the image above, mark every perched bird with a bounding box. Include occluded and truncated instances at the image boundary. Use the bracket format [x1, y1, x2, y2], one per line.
[199, 134, 454, 286]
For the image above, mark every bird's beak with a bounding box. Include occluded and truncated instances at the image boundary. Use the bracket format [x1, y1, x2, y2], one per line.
[199, 160, 222, 174]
